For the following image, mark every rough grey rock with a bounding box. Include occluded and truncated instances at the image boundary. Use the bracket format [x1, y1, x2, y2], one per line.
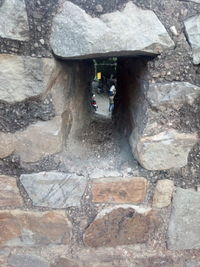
[15, 116, 64, 163]
[20, 171, 87, 208]
[184, 15, 200, 65]
[0, 55, 57, 103]
[0, 116, 64, 162]
[168, 188, 200, 250]
[148, 82, 200, 110]
[0, 0, 29, 40]
[130, 130, 198, 171]
[128, 81, 200, 170]
[8, 254, 49, 267]
[50, 1, 174, 59]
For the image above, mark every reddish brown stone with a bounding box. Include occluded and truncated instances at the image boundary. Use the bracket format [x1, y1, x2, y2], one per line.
[84, 206, 159, 248]
[0, 175, 23, 207]
[0, 210, 72, 247]
[92, 177, 148, 204]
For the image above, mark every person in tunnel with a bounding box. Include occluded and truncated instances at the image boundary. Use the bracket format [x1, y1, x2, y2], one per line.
[108, 82, 116, 113]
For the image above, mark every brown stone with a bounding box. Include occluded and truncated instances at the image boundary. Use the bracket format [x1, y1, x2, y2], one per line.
[84, 205, 159, 247]
[92, 177, 148, 204]
[0, 175, 23, 207]
[153, 179, 174, 208]
[0, 210, 71, 247]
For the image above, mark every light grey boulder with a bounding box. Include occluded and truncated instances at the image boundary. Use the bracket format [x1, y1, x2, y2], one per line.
[50, 1, 174, 59]
[0, 0, 29, 40]
[0, 55, 58, 103]
[184, 15, 200, 65]
[168, 188, 200, 250]
[20, 171, 87, 208]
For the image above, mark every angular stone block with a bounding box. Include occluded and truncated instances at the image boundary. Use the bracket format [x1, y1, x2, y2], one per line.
[0, 210, 71, 247]
[184, 15, 200, 64]
[20, 171, 87, 208]
[15, 116, 63, 162]
[0, 55, 57, 103]
[0, 116, 64, 162]
[127, 81, 200, 170]
[8, 254, 50, 267]
[50, 2, 174, 59]
[153, 179, 174, 208]
[0, 175, 23, 207]
[0, 0, 29, 40]
[130, 130, 198, 171]
[168, 188, 200, 250]
[92, 177, 148, 204]
[148, 82, 200, 109]
[84, 205, 159, 247]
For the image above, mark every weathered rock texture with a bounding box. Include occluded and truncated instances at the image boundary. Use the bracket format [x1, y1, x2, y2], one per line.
[50, 1, 174, 59]
[117, 58, 199, 170]
[184, 15, 200, 65]
[0, 116, 64, 162]
[0, 210, 71, 247]
[0, 0, 29, 41]
[0, 175, 23, 207]
[20, 171, 87, 208]
[84, 205, 158, 247]
[8, 254, 50, 267]
[153, 179, 174, 208]
[92, 177, 148, 204]
[131, 130, 198, 170]
[0, 55, 57, 103]
[168, 188, 200, 250]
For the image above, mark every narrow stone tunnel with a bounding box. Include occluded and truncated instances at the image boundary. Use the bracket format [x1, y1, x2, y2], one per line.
[55, 55, 152, 177]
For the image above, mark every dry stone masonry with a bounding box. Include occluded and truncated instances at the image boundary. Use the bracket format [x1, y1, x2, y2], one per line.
[0, 0, 200, 266]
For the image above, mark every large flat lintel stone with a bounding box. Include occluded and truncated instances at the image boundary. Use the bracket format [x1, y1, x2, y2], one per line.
[50, 1, 174, 59]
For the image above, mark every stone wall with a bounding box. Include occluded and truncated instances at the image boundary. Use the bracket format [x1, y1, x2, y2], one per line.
[0, 0, 200, 266]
